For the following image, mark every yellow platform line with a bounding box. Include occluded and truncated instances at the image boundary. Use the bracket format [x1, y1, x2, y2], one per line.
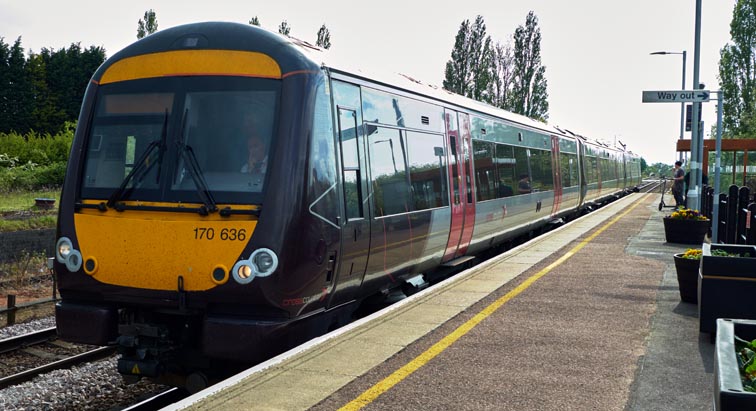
[339, 194, 647, 411]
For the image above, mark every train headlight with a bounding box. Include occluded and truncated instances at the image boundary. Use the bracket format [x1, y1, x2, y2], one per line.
[232, 260, 255, 284]
[65, 250, 83, 272]
[251, 248, 278, 278]
[231, 248, 279, 284]
[56, 237, 73, 264]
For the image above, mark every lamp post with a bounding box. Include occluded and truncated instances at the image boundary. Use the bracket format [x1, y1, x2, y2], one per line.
[650, 50, 687, 162]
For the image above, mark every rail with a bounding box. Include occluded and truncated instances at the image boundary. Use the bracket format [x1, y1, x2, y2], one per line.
[0, 326, 57, 354]
[0, 345, 116, 389]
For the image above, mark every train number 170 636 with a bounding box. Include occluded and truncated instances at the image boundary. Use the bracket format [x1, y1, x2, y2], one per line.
[193, 227, 247, 241]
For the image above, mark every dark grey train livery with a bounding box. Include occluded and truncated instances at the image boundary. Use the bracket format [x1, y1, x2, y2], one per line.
[53, 22, 642, 389]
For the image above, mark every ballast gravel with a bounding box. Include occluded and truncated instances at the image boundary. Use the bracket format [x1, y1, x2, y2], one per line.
[0, 317, 56, 340]
[0, 357, 167, 411]
[0, 317, 167, 410]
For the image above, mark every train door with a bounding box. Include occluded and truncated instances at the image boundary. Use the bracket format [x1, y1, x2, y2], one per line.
[455, 112, 476, 258]
[328, 82, 372, 307]
[577, 140, 587, 206]
[550, 135, 562, 217]
[441, 110, 464, 262]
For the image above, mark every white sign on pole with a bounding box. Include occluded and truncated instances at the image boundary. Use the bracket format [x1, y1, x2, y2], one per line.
[642, 90, 710, 103]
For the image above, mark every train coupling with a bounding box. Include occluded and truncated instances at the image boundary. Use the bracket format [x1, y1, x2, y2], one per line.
[116, 323, 172, 379]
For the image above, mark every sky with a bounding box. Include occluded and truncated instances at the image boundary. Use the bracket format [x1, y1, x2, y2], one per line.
[0, 0, 739, 165]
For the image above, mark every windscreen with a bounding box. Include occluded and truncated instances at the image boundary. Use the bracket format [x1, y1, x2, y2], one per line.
[80, 77, 280, 204]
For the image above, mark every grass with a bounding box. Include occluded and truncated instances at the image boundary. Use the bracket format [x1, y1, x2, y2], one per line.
[0, 189, 60, 232]
[0, 215, 57, 232]
[0, 189, 61, 212]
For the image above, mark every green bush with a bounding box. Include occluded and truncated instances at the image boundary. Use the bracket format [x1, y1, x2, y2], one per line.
[0, 162, 67, 192]
[0, 123, 73, 192]
[0, 123, 74, 168]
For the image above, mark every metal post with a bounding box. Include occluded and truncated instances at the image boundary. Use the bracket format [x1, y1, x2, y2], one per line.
[688, 0, 703, 211]
[679, 51, 687, 162]
[712, 90, 723, 242]
[649, 50, 687, 162]
[6, 295, 16, 326]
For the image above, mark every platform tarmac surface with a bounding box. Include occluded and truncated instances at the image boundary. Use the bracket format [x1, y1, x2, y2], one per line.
[169, 192, 713, 411]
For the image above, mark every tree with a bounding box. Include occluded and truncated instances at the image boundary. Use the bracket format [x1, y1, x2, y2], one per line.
[443, 15, 492, 103]
[316, 24, 331, 49]
[278, 21, 291, 36]
[443, 19, 472, 96]
[137, 9, 159, 39]
[5, 37, 34, 133]
[718, 0, 756, 138]
[249, 16, 260, 26]
[489, 40, 515, 110]
[0, 37, 11, 132]
[648, 162, 673, 178]
[511, 11, 549, 122]
[468, 16, 493, 102]
[0, 36, 104, 134]
[26, 53, 64, 134]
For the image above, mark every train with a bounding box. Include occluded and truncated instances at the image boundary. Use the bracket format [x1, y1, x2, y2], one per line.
[54, 22, 642, 391]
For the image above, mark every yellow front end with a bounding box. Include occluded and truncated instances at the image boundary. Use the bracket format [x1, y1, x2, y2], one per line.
[74, 201, 258, 291]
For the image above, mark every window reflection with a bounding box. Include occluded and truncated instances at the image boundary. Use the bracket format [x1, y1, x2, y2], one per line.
[370, 127, 408, 216]
[473, 140, 496, 201]
[173, 90, 276, 194]
[559, 152, 578, 188]
[407, 131, 448, 210]
[529, 148, 553, 191]
[495, 144, 515, 197]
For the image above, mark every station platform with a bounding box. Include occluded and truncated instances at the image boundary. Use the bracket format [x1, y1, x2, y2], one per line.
[166, 192, 713, 411]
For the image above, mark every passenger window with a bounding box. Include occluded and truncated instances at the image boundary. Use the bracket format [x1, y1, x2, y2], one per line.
[495, 144, 515, 197]
[512, 146, 530, 195]
[339, 108, 362, 220]
[473, 140, 496, 201]
[586, 155, 598, 184]
[406, 131, 448, 210]
[560, 152, 579, 188]
[369, 127, 409, 216]
[529, 148, 553, 191]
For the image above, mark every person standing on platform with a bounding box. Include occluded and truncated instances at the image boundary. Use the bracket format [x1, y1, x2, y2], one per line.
[672, 161, 685, 208]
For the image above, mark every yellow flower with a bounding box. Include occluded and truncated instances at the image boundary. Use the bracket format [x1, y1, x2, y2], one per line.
[668, 207, 709, 221]
[681, 248, 703, 260]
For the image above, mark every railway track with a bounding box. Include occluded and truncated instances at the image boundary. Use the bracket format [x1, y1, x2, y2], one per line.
[0, 326, 57, 354]
[0, 326, 116, 389]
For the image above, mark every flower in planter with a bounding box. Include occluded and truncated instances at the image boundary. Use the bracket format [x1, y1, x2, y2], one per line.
[667, 207, 709, 221]
[681, 248, 702, 260]
[735, 335, 756, 392]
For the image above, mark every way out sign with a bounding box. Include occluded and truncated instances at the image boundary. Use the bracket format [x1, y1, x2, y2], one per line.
[642, 90, 710, 103]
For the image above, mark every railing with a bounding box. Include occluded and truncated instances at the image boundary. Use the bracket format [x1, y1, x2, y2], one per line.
[0, 295, 58, 326]
[702, 184, 756, 245]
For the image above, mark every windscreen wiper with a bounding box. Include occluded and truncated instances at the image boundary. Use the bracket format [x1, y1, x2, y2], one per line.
[174, 109, 217, 215]
[107, 111, 168, 208]
[179, 143, 218, 215]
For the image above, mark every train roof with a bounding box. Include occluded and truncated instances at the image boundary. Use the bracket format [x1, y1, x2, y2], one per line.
[97, 21, 634, 156]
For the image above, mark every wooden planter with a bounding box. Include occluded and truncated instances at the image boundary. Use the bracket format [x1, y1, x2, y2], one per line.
[673, 254, 699, 303]
[698, 244, 756, 334]
[663, 217, 710, 245]
[714, 319, 756, 410]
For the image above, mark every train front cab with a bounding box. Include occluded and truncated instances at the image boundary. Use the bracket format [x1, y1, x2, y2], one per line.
[54, 23, 349, 388]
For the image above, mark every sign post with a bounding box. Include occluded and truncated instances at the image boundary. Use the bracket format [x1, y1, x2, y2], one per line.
[642, 88, 712, 212]
[641, 90, 710, 103]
